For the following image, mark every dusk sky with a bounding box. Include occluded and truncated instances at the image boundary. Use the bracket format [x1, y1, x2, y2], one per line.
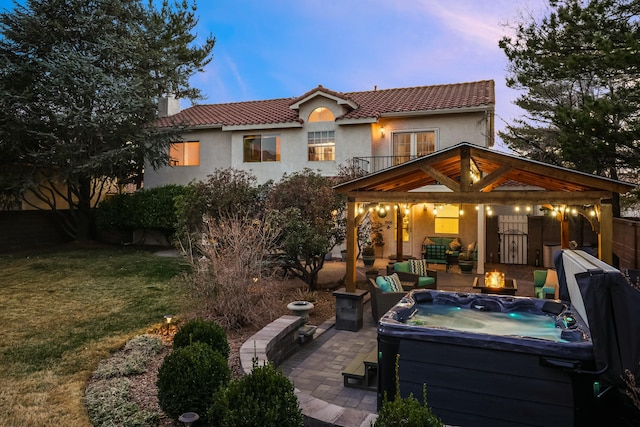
[0, 0, 550, 149]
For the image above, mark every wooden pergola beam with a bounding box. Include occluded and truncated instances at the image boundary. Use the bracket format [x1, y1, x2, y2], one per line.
[345, 190, 611, 205]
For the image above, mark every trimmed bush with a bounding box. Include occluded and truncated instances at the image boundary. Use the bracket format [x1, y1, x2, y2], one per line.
[157, 342, 230, 422]
[375, 355, 443, 427]
[375, 387, 443, 427]
[208, 359, 303, 427]
[85, 377, 160, 427]
[96, 184, 185, 232]
[172, 318, 230, 359]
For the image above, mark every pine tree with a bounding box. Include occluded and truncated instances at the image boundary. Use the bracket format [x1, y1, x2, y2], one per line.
[0, 0, 215, 238]
[500, 0, 640, 215]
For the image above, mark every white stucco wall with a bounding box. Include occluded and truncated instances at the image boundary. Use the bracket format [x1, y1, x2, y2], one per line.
[374, 111, 490, 157]
[144, 128, 232, 188]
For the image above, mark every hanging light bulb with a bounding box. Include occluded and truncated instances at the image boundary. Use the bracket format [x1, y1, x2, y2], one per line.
[515, 206, 520, 212]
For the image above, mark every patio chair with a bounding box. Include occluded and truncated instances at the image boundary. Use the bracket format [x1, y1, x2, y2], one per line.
[534, 269, 559, 299]
[386, 260, 437, 289]
[368, 278, 407, 322]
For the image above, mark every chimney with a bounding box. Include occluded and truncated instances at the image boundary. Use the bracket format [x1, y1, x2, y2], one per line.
[158, 94, 181, 118]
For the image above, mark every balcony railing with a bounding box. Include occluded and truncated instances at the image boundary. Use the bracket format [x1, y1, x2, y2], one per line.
[349, 155, 421, 174]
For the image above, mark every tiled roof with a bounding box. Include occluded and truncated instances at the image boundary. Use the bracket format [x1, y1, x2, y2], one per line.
[157, 80, 494, 128]
[342, 80, 495, 120]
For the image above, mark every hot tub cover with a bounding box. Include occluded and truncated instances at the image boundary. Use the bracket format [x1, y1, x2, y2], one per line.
[555, 250, 640, 418]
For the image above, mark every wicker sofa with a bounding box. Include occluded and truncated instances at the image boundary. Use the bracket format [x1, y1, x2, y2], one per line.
[422, 236, 460, 265]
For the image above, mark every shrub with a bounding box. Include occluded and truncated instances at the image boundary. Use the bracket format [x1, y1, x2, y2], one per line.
[156, 342, 230, 422]
[208, 358, 303, 427]
[172, 318, 230, 359]
[96, 184, 185, 232]
[85, 377, 160, 427]
[184, 214, 282, 329]
[85, 335, 164, 426]
[93, 334, 163, 379]
[374, 355, 443, 427]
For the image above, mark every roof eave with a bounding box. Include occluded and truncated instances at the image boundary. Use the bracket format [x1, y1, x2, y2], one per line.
[222, 121, 304, 131]
[379, 105, 494, 118]
[289, 91, 358, 110]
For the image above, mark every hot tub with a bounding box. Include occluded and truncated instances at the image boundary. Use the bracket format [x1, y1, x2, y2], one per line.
[377, 290, 599, 427]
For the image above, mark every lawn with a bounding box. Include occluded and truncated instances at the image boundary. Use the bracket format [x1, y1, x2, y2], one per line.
[0, 245, 189, 427]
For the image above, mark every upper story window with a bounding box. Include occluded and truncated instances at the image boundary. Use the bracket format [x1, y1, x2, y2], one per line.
[243, 134, 280, 162]
[308, 131, 335, 161]
[308, 107, 334, 122]
[169, 141, 200, 166]
[392, 131, 436, 165]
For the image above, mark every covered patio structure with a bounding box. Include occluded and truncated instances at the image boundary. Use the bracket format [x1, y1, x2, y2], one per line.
[334, 143, 635, 293]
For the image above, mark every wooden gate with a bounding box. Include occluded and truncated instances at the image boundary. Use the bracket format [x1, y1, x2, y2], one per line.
[498, 215, 528, 264]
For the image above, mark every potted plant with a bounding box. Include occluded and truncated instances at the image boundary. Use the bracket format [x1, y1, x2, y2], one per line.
[458, 250, 474, 274]
[365, 268, 379, 280]
[362, 244, 376, 267]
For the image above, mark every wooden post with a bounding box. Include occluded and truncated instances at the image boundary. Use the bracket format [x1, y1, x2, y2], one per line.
[396, 206, 403, 262]
[560, 216, 570, 249]
[599, 201, 613, 265]
[477, 204, 485, 274]
[345, 199, 357, 293]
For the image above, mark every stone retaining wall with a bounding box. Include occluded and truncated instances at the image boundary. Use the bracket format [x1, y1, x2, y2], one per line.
[239, 315, 377, 427]
[239, 315, 304, 372]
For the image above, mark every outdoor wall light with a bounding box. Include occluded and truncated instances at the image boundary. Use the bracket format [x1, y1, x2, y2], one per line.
[380, 126, 385, 137]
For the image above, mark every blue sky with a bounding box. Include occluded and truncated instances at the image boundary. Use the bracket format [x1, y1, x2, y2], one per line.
[0, 0, 549, 149]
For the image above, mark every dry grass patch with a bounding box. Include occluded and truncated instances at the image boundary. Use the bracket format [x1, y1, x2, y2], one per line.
[0, 246, 188, 427]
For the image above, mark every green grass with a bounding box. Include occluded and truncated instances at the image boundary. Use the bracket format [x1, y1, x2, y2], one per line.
[0, 246, 189, 427]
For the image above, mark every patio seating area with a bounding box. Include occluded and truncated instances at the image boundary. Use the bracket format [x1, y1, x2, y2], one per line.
[275, 258, 537, 426]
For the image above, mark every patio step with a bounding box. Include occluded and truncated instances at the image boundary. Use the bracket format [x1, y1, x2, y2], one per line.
[342, 348, 377, 391]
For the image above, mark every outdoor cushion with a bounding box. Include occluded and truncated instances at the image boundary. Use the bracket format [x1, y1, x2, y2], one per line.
[545, 269, 558, 287]
[417, 276, 436, 287]
[376, 274, 403, 293]
[376, 275, 393, 292]
[533, 270, 548, 288]
[393, 262, 411, 273]
[449, 237, 462, 251]
[409, 259, 430, 276]
[423, 236, 436, 246]
[387, 273, 403, 292]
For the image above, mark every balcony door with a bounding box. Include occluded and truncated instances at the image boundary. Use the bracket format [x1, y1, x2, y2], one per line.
[392, 131, 436, 165]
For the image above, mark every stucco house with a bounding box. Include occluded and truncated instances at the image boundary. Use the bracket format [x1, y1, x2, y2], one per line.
[147, 80, 495, 186]
[146, 81, 495, 260]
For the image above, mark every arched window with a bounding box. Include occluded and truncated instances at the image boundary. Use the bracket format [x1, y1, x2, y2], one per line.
[308, 107, 334, 122]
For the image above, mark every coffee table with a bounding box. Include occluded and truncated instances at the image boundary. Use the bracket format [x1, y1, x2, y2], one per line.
[472, 277, 518, 296]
